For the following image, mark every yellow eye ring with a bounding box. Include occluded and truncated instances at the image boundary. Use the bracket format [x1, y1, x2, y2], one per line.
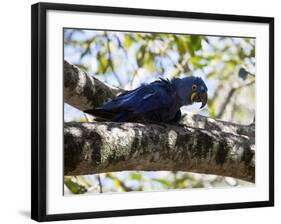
[192, 84, 197, 90]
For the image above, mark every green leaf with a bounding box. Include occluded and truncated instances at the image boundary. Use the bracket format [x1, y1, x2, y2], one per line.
[224, 59, 238, 69]
[187, 44, 195, 57]
[131, 173, 142, 181]
[76, 176, 92, 187]
[143, 51, 154, 72]
[136, 45, 146, 67]
[250, 48, 255, 57]
[97, 53, 108, 74]
[206, 71, 217, 79]
[206, 55, 219, 60]
[153, 178, 170, 188]
[175, 37, 188, 57]
[208, 99, 216, 118]
[69, 40, 78, 47]
[191, 35, 202, 51]
[113, 179, 121, 188]
[238, 47, 246, 59]
[189, 55, 203, 64]
[171, 68, 181, 77]
[124, 34, 132, 48]
[64, 177, 87, 194]
[189, 56, 207, 69]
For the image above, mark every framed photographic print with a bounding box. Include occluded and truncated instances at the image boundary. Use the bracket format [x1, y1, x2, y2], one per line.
[31, 2, 274, 222]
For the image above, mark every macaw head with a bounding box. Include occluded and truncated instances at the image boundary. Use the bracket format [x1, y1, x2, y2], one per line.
[172, 76, 208, 108]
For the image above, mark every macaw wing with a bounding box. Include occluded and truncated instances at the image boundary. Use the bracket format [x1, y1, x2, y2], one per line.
[98, 83, 173, 114]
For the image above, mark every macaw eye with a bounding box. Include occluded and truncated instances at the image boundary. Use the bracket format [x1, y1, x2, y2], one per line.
[192, 84, 197, 90]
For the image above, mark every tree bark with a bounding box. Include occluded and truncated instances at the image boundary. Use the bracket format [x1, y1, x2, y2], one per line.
[64, 122, 255, 182]
[63, 60, 255, 182]
[64, 60, 123, 111]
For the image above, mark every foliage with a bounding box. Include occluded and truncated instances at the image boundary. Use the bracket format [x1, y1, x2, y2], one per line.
[63, 29, 255, 194]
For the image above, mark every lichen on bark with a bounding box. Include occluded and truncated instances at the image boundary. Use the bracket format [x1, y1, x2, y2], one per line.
[64, 122, 255, 183]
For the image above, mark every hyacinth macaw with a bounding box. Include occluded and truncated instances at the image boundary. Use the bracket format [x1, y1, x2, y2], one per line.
[84, 76, 208, 123]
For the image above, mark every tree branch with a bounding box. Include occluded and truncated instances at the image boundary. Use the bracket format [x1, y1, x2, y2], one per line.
[217, 81, 255, 119]
[64, 122, 255, 182]
[64, 60, 123, 111]
[180, 113, 255, 140]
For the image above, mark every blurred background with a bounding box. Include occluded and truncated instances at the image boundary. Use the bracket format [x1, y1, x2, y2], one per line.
[63, 29, 255, 195]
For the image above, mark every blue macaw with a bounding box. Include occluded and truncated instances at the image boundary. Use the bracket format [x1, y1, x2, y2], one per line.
[84, 76, 208, 123]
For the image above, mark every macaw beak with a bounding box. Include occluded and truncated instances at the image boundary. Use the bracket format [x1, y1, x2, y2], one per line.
[190, 90, 208, 109]
[199, 90, 208, 109]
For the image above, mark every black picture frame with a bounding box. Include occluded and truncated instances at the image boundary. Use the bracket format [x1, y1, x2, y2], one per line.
[31, 2, 274, 222]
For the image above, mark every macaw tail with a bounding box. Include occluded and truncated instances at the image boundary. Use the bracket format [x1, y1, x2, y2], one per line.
[84, 109, 130, 122]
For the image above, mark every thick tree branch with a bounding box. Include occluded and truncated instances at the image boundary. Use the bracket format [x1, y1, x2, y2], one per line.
[64, 60, 123, 111]
[179, 114, 255, 140]
[64, 122, 255, 182]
